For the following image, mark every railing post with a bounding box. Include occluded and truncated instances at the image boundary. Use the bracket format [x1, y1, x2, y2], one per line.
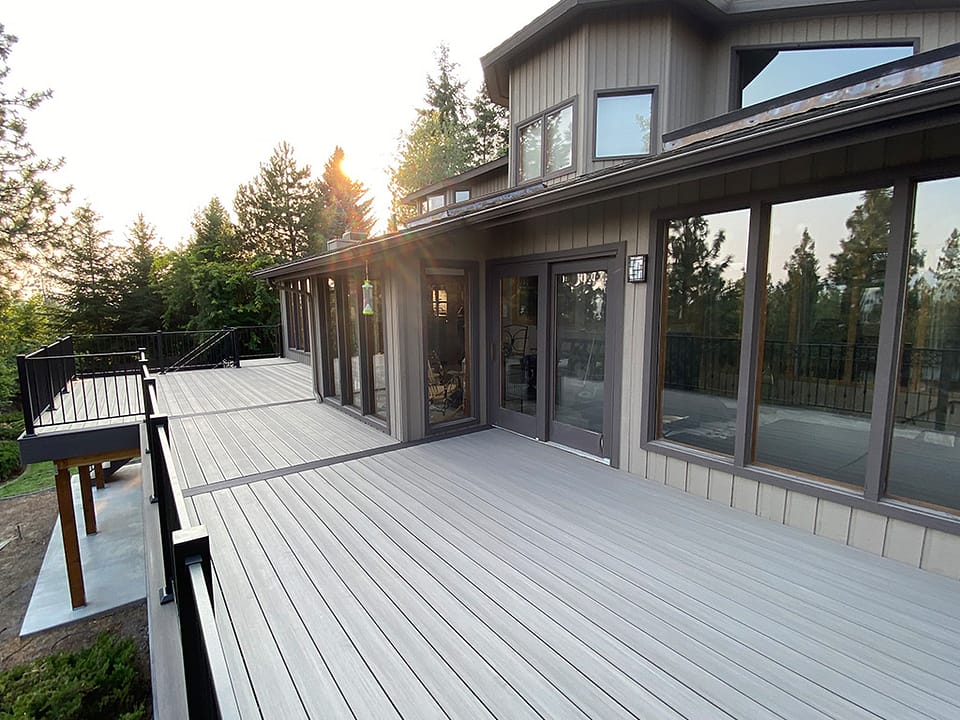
[16, 355, 35, 436]
[155, 331, 165, 372]
[173, 526, 219, 719]
[231, 327, 241, 368]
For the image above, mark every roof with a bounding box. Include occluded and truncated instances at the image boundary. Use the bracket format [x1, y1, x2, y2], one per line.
[403, 156, 508, 203]
[254, 44, 960, 282]
[481, 0, 960, 105]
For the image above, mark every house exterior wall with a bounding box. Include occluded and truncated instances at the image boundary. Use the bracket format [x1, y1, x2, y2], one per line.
[505, 5, 960, 187]
[704, 9, 960, 117]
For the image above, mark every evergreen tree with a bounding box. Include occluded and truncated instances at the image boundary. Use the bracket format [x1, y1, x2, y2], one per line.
[234, 142, 327, 261]
[322, 146, 374, 238]
[665, 216, 735, 336]
[56, 204, 119, 334]
[0, 25, 70, 284]
[114, 214, 163, 331]
[470, 82, 509, 165]
[389, 45, 473, 227]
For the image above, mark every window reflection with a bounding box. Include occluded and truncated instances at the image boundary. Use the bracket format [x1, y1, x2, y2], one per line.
[596, 92, 652, 158]
[756, 189, 892, 486]
[519, 119, 542, 183]
[425, 271, 470, 425]
[346, 274, 362, 409]
[325, 277, 341, 399]
[501, 276, 538, 416]
[888, 178, 960, 510]
[545, 105, 573, 175]
[555, 271, 606, 433]
[660, 210, 749, 455]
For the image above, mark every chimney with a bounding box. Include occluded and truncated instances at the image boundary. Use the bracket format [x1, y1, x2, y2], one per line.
[326, 231, 367, 252]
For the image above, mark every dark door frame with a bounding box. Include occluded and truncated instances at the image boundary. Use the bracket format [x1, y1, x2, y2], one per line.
[486, 242, 625, 466]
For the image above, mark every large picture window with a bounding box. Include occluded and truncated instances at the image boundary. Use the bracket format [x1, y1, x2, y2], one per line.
[736, 45, 913, 109]
[517, 102, 574, 182]
[888, 178, 960, 511]
[756, 189, 892, 487]
[595, 90, 653, 158]
[659, 210, 749, 456]
[652, 177, 960, 518]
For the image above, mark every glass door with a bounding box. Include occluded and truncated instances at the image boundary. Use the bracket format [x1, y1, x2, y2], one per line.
[490, 264, 546, 437]
[549, 260, 613, 458]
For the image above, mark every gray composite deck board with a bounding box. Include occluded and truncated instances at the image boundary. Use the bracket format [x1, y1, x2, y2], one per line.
[155, 361, 960, 720]
[32, 375, 142, 433]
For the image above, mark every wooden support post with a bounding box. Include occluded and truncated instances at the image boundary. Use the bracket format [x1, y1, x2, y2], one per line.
[78, 464, 97, 535]
[94, 463, 105, 490]
[54, 463, 85, 608]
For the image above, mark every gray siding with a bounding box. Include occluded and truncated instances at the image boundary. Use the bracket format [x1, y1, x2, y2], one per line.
[471, 168, 508, 199]
[506, 7, 960, 187]
[705, 10, 960, 117]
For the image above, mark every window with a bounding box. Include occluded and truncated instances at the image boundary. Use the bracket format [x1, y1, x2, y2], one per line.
[427, 194, 445, 212]
[285, 280, 311, 353]
[737, 45, 913, 109]
[595, 90, 653, 158]
[659, 210, 750, 456]
[424, 267, 474, 427]
[320, 270, 388, 423]
[756, 189, 892, 487]
[517, 102, 574, 182]
[888, 178, 960, 510]
[454, 189, 470, 203]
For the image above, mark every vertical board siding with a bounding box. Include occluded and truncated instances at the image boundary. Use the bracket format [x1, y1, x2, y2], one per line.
[708, 10, 960, 117]
[636, 453, 951, 579]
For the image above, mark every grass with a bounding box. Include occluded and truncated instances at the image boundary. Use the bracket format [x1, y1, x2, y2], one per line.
[0, 460, 55, 499]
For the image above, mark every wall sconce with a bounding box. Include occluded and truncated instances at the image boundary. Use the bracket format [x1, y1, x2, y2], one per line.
[627, 254, 648, 283]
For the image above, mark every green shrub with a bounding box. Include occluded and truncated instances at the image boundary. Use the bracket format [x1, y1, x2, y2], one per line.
[0, 441, 20, 484]
[0, 410, 24, 442]
[0, 632, 147, 720]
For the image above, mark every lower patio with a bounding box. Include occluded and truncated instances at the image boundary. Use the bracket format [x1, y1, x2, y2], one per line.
[158, 360, 960, 720]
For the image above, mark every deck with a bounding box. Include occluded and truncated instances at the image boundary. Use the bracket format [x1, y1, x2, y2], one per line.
[157, 359, 960, 720]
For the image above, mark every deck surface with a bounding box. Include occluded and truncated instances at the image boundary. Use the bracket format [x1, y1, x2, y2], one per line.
[158, 359, 960, 720]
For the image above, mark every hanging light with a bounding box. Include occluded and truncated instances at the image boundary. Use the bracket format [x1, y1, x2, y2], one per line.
[362, 262, 375, 316]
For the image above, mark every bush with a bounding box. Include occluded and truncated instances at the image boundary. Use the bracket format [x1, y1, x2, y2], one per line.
[0, 441, 20, 484]
[0, 633, 147, 720]
[0, 410, 24, 442]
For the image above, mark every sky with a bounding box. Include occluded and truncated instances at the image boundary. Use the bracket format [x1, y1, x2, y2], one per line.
[4, 0, 555, 247]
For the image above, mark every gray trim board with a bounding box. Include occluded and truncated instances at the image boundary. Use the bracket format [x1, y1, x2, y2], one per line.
[18, 422, 141, 465]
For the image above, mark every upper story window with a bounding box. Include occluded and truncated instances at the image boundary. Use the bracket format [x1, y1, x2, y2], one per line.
[454, 189, 471, 203]
[595, 89, 654, 159]
[517, 102, 574, 183]
[427, 194, 446, 212]
[736, 44, 914, 109]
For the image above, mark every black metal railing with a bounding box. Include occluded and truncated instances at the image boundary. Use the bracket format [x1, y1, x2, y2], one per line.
[17, 339, 143, 434]
[664, 334, 960, 425]
[74, 325, 281, 373]
[141, 357, 239, 719]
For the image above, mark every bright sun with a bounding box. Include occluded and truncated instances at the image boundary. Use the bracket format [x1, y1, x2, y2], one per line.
[338, 154, 354, 181]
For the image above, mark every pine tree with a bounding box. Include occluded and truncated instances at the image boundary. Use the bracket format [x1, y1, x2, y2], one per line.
[470, 82, 509, 165]
[115, 214, 164, 332]
[234, 142, 327, 261]
[389, 45, 473, 227]
[322, 147, 374, 238]
[0, 25, 70, 284]
[56, 204, 119, 334]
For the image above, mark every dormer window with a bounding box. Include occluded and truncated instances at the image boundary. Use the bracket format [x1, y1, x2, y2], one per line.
[517, 101, 574, 182]
[454, 189, 471, 203]
[427, 194, 445, 212]
[595, 89, 654, 159]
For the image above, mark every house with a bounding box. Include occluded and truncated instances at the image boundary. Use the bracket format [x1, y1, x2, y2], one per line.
[256, 0, 960, 579]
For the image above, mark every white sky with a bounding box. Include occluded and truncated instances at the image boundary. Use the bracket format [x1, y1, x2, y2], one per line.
[4, 0, 555, 247]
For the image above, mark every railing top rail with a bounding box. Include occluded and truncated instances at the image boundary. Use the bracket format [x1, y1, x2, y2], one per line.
[157, 426, 192, 529]
[23, 335, 72, 360]
[28, 350, 141, 362]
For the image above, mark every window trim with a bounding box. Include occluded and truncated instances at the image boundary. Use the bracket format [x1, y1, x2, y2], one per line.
[591, 86, 658, 162]
[641, 168, 960, 534]
[728, 39, 919, 112]
[514, 98, 577, 185]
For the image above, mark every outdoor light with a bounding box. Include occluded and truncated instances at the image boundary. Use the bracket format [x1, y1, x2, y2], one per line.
[362, 278, 375, 315]
[627, 254, 648, 283]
